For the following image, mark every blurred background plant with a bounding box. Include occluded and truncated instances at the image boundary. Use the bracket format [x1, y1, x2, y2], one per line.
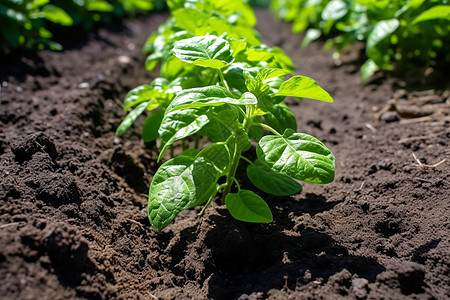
[271, 0, 450, 81]
[0, 0, 164, 51]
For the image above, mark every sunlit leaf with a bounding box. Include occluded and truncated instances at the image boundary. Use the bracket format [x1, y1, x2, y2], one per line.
[412, 5, 450, 25]
[148, 155, 219, 231]
[277, 76, 333, 102]
[257, 129, 335, 184]
[225, 189, 273, 223]
[173, 35, 234, 69]
[116, 102, 148, 137]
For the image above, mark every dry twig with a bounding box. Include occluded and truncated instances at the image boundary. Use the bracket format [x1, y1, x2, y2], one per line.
[412, 152, 447, 169]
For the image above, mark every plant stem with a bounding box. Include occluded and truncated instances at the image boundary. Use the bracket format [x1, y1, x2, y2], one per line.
[240, 155, 253, 165]
[233, 178, 241, 191]
[221, 139, 240, 203]
[218, 69, 230, 92]
[243, 105, 254, 131]
[198, 183, 227, 217]
[260, 123, 282, 136]
[194, 134, 200, 149]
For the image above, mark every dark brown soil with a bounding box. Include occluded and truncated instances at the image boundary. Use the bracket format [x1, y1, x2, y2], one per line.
[1, 10, 449, 300]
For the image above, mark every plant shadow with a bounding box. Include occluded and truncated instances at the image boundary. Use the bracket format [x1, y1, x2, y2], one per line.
[203, 199, 384, 300]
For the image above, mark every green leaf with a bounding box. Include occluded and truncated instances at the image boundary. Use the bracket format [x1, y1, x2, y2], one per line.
[256, 68, 290, 82]
[264, 102, 297, 133]
[160, 56, 191, 80]
[158, 108, 210, 161]
[257, 95, 273, 112]
[360, 59, 379, 82]
[240, 92, 258, 105]
[407, 0, 426, 10]
[257, 129, 335, 184]
[124, 79, 182, 111]
[246, 79, 270, 97]
[277, 76, 333, 102]
[229, 39, 247, 57]
[145, 52, 161, 71]
[412, 5, 450, 25]
[246, 48, 273, 61]
[227, 0, 257, 26]
[148, 155, 219, 231]
[197, 143, 232, 174]
[142, 109, 164, 143]
[179, 148, 200, 158]
[225, 190, 273, 223]
[123, 85, 155, 111]
[86, 1, 114, 12]
[224, 66, 247, 94]
[265, 77, 284, 98]
[247, 160, 302, 196]
[322, 0, 348, 20]
[173, 35, 234, 69]
[301, 28, 321, 49]
[116, 102, 148, 137]
[173, 8, 209, 32]
[199, 105, 240, 143]
[167, 86, 255, 112]
[366, 19, 399, 51]
[40, 5, 73, 26]
[270, 47, 295, 71]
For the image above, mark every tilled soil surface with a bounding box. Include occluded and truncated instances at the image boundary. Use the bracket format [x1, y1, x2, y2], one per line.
[1, 10, 449, 300]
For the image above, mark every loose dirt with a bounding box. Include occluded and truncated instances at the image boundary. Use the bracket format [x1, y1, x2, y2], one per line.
[1, 10, 449, 300]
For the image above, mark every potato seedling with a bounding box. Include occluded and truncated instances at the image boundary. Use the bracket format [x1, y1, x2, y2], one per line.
[116, 0, 336, 231]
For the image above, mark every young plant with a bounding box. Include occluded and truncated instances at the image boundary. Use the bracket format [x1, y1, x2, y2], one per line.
[116, 0, 336, 232]
[149, 35, 335, 231]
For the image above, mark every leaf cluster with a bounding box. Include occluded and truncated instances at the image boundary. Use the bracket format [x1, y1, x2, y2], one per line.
[117, 0, 336, 232]
[0, 0, 162, 51]
[271, 0, 450, 81]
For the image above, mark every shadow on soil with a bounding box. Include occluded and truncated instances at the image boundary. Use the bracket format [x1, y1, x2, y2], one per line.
[201, 195, 385, 300]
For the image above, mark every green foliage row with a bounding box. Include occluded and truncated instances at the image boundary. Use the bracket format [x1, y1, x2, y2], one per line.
[116, 0, 336, 231]
[0, 0, 161, 51]
[271, 0, 450, 81]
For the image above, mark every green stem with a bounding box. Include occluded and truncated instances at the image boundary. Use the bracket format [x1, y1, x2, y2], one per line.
[240, 155, 253, 165]
[194, 134, 200, 149]
[259, 123, 282, 136]
[198, 183, 227, 217]
[221, 139, 240, 203]
[218, 69, 230, 92]
[237, 106, 246, 118]
[216, 134, 234, 145]
[243, 105, 255, 132]
[233, 178, 241, 191]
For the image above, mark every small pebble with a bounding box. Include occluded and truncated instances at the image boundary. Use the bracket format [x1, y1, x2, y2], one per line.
[78, 82, 90, 89]
[117, 55, 132, 64]
[381, 111, 400, 123]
